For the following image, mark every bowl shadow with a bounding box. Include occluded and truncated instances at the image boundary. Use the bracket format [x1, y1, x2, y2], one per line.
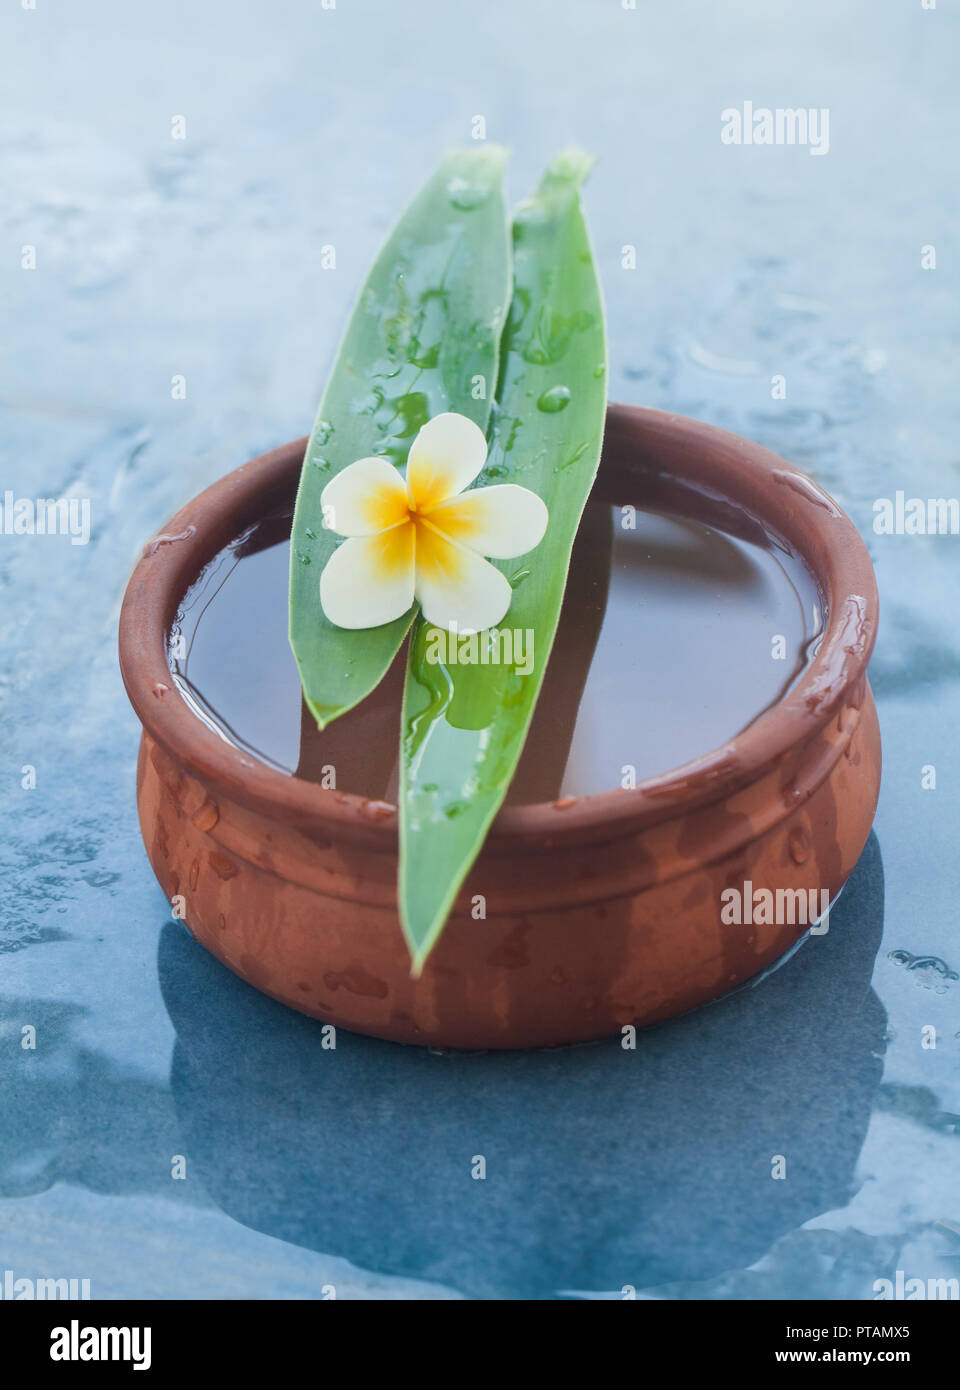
[158, 832, 885, 1299]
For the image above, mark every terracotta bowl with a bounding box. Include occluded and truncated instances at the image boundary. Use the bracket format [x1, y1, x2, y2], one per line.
[118, 404, 881, 1049]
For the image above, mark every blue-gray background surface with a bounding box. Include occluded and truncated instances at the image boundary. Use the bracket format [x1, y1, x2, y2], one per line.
[1, 0, 958, 1299]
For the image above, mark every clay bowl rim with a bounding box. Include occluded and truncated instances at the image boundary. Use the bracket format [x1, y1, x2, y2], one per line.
[118, 403, 879, 848]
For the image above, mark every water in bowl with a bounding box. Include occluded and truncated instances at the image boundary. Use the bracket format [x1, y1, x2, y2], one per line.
[169, 501, 822, 804]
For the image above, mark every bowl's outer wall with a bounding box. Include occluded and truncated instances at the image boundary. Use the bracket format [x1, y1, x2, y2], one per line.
[121, 406, 882, 1049]
[138, 689, 880, 1048]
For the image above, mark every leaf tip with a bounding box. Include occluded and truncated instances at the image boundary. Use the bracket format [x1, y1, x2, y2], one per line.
[400, 895, 447, 979]
[305, 696, 337, 733]
[543, 147, 595, 189]
[447, 143, 509, 183]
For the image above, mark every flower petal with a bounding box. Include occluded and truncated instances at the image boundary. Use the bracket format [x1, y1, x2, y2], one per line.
[414, 522, 513, 634]
[319, 523, 415, 629]
[406, 412, 488, 511]
[320, 456, 409, 537]
[427, 484, 549, 559]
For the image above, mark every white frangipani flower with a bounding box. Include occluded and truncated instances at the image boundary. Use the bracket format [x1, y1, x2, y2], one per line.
[318, 412, 548, 634]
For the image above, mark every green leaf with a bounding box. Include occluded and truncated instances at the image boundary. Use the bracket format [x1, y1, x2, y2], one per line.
[289, 148, 512, 729]
[398, 149, 608, 971]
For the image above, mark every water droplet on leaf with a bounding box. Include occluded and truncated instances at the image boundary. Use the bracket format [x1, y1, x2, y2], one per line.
[445, 177, 489, 211]
[537, 385, 571, 413]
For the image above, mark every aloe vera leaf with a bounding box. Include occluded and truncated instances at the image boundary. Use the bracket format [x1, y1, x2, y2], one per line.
[398, 149, 608, 971]
[289, 147, 512, 730]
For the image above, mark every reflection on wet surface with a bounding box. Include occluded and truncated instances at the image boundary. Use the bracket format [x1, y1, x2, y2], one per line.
[2, 0, 959, 1303]
[157, 836, 885, 1297]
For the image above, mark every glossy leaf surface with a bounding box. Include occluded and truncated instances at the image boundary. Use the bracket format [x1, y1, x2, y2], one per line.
[289, 148, 512, 728]
[399, 150, 608, 970]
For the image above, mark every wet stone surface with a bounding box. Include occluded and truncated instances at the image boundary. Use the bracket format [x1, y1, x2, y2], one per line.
[0, 0, 958, 1298]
